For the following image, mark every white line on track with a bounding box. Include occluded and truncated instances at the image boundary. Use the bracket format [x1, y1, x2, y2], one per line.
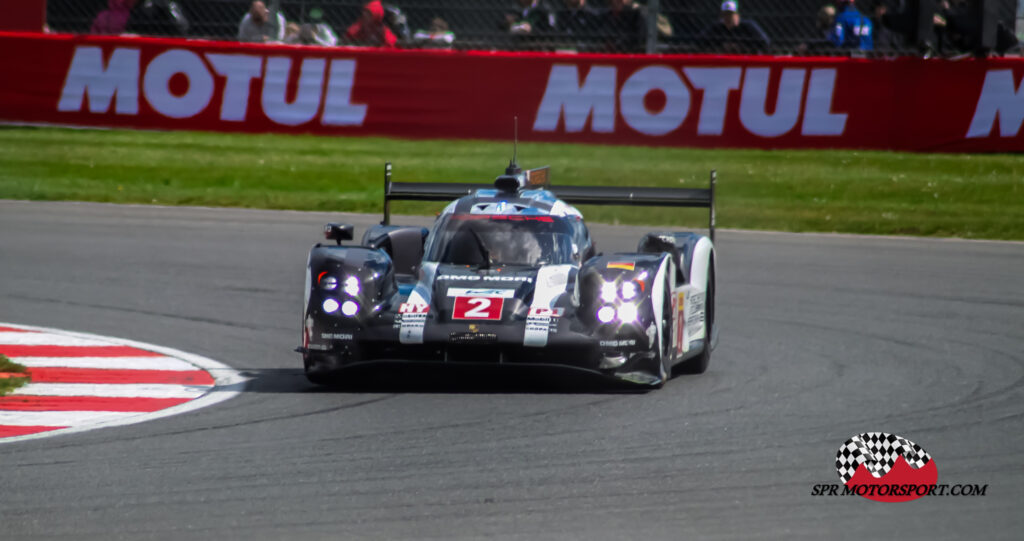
[11, 356, 200, 371]
[12, 383, 210, 399]
[0, 333, 119, 346]
[0, 410, 143, 426]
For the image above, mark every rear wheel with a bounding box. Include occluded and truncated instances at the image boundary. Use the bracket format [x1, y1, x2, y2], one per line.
[677, 261, 714, 375]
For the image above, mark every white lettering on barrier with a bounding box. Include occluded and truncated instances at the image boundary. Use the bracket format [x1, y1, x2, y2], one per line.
[966, 69, 1024, 138]
[683, 67, 741, 136]
[534, 65, 848, 139]
[801, 68, 847, 136]
[143, 49, 214, 119]
[57, 46, 366, 127]
[205, 53, 262, 122]
[322, 59, 367, 126]
[262, 56, 326, 126]
[533, 64, 616, 133]
[619, 65, 690, 136]
[57, 46, 140, 115]
[738, 67, 805, 137]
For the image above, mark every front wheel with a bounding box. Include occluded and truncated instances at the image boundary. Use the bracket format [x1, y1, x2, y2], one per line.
[646, 270, 673, 387]
[303, 353, 338, 385]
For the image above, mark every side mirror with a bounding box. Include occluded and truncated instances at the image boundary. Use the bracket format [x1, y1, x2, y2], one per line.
[324, 223, 354, 245]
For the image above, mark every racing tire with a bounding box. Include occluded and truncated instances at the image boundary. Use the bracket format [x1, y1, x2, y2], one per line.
[650, 270, 673, 387]
[676, 260, 714, 375]
[303, 353, 337, 385]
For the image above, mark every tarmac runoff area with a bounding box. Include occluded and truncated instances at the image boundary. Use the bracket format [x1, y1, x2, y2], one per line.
[0, 323, 244, 443]
[0, 201, 1021, 539]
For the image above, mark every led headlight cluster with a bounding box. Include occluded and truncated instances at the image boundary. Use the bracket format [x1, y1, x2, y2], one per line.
[343, 276, 360, 296]
[596, 303, 639, 324]
[319, 274, 361, 317]
[595, 278, 642, 324]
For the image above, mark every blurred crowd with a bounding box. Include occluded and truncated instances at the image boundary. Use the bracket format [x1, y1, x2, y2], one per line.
[84, 0, 1020, 56]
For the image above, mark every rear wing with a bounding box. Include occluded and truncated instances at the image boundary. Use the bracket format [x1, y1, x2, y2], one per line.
[382, 163, 717, 243]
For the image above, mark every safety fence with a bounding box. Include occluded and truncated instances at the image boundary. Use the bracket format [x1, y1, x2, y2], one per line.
[46, 0, 1022, 57]
[2, 31, 1022, 152]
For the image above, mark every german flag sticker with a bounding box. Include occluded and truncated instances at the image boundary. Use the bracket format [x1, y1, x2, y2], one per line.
[606, 261, 635, 271]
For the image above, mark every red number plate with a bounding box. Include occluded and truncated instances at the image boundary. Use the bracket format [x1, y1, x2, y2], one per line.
[452, 297, 504, 321]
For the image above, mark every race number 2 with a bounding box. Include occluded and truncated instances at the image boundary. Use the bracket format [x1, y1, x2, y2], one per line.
[452, 297, 504, 320]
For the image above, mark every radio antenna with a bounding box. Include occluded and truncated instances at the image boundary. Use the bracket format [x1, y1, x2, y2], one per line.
[506, 116, 521, 175]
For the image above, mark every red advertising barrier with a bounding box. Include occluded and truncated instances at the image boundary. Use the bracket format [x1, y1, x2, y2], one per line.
[1, 32, 1023, 152]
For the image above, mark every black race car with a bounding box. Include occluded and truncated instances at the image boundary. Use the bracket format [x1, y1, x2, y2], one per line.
[299, 160, 717, 388]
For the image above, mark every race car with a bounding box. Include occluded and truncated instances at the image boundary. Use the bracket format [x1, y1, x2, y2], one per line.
[299, 160, 717, 388]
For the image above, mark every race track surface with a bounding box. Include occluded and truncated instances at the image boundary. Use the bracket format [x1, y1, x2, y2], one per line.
[1, 200, 1022, 540]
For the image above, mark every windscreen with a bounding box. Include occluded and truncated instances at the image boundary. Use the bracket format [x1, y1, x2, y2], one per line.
[424, 214, 576, 267]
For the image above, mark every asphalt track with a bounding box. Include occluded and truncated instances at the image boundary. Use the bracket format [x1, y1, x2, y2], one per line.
[1, 200, 1022, 540]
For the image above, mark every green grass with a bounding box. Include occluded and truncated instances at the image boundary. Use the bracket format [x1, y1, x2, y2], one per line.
[0, 354, 29, 396]
[1, 126, 1022, 239]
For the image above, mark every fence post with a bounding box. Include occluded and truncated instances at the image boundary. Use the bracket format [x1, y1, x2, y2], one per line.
[646, 0, 660, 54]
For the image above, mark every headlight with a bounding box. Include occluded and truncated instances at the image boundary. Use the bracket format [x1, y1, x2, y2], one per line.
[341, 300, 359, 317]
[343, 276, 360, 296]
[322, 298, 339, 313]
[617, 303, 638, 323]
[319, 274, 338, 291]
[621, 281, 637, 300]
[597, 305, 616, 323]
[600, 282, 617, 303]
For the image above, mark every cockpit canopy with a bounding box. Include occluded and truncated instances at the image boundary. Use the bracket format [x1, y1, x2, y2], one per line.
[424, 214, 577, 267]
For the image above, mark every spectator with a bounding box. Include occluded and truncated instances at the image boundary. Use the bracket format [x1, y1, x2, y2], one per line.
[344, 1, 398, 48]
[697, 1, 770, 53]
[91, 0, 136, 35]
[413, 17, 456, 49]
[383, 4, 412, 43]
[555, 0, 602, 40]
[819, 5, 842, 45]
[602, 0, 647, 52]
[284, 22, 301, 43]
[937, 0, 1018, 56]
[834, 0, 873, 50]
[502, 0, 555, 35]
[797, 4, 841, 54]
[238, 1, 286, 43]
[296, 7, 338, 46]
[871, 1, 910, 53]
[125, 0, 188, 37]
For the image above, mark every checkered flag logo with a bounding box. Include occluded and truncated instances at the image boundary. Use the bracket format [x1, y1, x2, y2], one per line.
[835, 432, 932, 484]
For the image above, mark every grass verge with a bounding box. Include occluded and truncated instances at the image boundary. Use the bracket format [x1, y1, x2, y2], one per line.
[0, 126, 1021, 239]
[0, 354, 30, 396]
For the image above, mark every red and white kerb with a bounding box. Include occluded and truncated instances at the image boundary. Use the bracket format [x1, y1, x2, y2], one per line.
[0, 323, 242, 443]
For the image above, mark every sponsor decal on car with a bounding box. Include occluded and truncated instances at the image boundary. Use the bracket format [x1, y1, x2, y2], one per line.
[606, 261, 635, 271]
[452, 297, 504, 321]
[446, 288, 516, 298]
[685, 291, 705, 342]
[449, 331, 498, 343]
[599, 339, 637, 347]
[438, 275, 533, 283]
[527, 307, 565, 317]
[320, 333, 354, 341]
[674, 291, 686, 354]
[810, 432, 987, 501]
[398, 302, 430, 314]
[450, 214, 553, 222]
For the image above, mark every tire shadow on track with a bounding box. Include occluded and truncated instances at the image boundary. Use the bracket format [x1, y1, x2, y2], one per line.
[235, 364, 649, 395]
